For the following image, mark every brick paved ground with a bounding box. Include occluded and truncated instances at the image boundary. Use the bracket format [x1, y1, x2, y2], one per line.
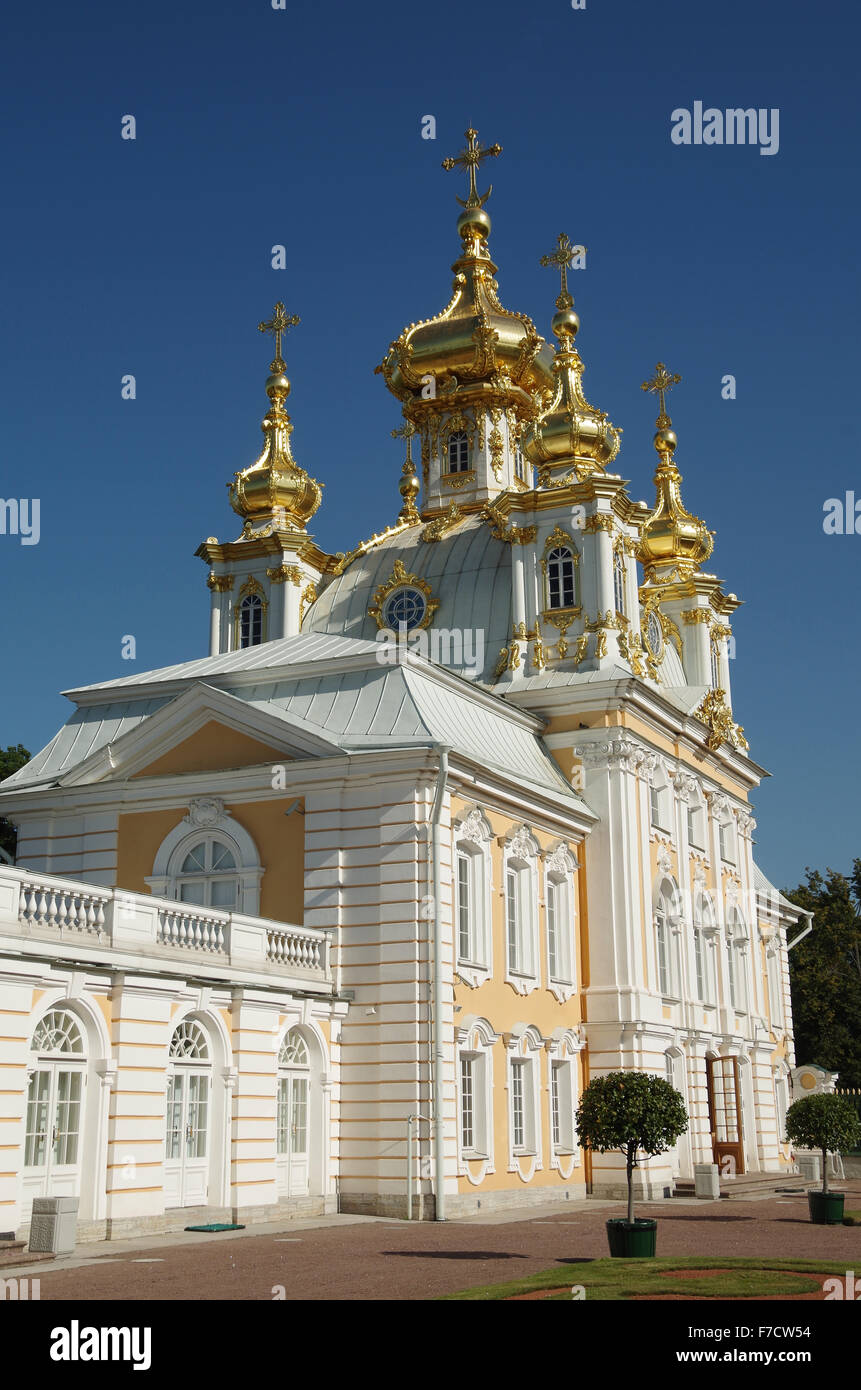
[18, 1182, 861, 1301]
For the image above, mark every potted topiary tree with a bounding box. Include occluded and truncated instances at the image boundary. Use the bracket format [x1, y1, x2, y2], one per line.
[575, 1070, 688, 1257]
[784, 1093, 861, 1225]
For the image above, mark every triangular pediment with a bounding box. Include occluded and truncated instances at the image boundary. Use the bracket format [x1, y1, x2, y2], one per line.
[58, 682, 342, 786]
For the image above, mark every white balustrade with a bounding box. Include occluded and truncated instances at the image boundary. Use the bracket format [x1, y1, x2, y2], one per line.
[19, 879, 109, 937]
[5, 866, 329, 983]
[157, 906, 228, 954]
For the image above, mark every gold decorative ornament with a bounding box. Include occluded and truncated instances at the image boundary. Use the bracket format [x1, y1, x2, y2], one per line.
[694, 689, 749, 752]
[481, 501, 537, 545]
[367, 558, 440, 630]
[266, 564, 301, 585]
[299, 581, 318, 625]
[681, 608, 713, 625]
[207, 573, 234, 592]
[584, 513, 616, 534]
[440, 469, 475, 490]
[573, 632, 589, 665]
[421, 503, 462, 542]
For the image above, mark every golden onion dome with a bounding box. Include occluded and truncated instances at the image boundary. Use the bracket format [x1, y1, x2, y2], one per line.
[524, 235, 621, 479]
[376, 130, 555, 407]
[637, 364, 713, 581]
[229, 304, 323, 533]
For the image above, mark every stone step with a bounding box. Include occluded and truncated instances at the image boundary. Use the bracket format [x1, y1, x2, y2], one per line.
[0, 1243, 57, 1270]
[673, 1171, 809, 1199]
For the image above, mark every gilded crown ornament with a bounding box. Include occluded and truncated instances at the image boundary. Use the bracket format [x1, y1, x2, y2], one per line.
[228, 302, 322, 533]
[523, 232, 620, 479]
[637, 362, 713, 582]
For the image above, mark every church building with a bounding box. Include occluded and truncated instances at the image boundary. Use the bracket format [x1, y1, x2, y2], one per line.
[0, 130, 802, 1237]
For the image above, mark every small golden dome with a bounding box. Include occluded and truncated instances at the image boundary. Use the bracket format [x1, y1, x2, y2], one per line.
[523, 237, 621, 479]
[638, 418, 713, 581]
[229, 303, 323, 533]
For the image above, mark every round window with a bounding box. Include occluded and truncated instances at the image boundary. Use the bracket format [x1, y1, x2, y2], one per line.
[645, 610, 664, 660]
[382, 587, 428, 631]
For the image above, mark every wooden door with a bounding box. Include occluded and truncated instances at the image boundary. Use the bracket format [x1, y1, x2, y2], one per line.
[707, 1056, 745, 1177]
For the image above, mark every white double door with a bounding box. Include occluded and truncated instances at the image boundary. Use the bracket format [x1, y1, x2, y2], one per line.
[276, 1072, 309, 1198]
[165, 1067, 210, 1208]
[22, 1064, 84, 1212]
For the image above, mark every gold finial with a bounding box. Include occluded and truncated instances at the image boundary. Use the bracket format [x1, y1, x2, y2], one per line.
[442, 127, 502, 209]
[539, 233, 583, 310]
[391, 419, 417, 466]
[258, 301, 300, 371]
[641, 362, 682, 429]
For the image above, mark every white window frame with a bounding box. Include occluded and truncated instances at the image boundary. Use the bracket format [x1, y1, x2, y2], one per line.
[726, 907, 749, 1015]
[719, 818, 736, 864]
[693, 893, 717, 1006]
[505, 1027, 544, 1173]
[687, 797, 706, 852]
[146, 801, 264, 916]
[546, 1029, 583, 1175]
[654, 878, 681, 1000]
[650, 770, 672, 834]
[456, 1018, 498, 1176]
[543, 841, 578, 1002]
[502, 826, 540, 994]
[452, 808, 492, 987]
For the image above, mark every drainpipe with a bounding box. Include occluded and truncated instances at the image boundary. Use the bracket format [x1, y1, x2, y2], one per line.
[428, 745, 450, 1221]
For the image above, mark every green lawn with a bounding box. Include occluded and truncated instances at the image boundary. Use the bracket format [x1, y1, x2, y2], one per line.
[441, 1256, 855, 1301]
[843, 1210, 861, 1225]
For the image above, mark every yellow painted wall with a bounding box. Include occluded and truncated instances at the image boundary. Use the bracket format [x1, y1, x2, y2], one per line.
[450, 797, 588, 1194]
[116, 799, 305, 923]
[131, 720, 289, 779]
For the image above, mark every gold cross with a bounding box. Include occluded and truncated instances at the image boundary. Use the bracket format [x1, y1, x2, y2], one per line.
[539, 232, 583, 309]
[442, 127, 502, 209]
[392, 419, 416, 464]
[258, 302, 300, 368]
[641, 361, 682, 427]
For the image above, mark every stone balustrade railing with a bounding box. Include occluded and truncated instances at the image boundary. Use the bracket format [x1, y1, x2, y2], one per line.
[0, 865, 331, 986]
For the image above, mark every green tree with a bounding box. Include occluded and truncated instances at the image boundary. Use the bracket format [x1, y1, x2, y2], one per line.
[784, 867, 861, 1088]
[574, 1071, 688, 1225]
[785, 1093, 861, 1194]
[0, 744, 30, 861]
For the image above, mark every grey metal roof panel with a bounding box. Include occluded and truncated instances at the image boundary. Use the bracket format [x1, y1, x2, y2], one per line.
[65, 634, 381, 696]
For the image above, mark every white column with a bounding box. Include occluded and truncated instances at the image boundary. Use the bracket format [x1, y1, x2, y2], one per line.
[209, 591, 221, 656]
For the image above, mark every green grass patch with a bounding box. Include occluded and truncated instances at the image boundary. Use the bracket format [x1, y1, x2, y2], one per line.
[843, 1210, 861, 1225]
[441, 1255, 853, 1302]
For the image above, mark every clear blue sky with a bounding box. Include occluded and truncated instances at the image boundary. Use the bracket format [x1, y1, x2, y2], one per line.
[1, 0, 858, 889]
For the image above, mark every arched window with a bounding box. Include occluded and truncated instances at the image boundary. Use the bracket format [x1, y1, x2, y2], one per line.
[693, 894, 716, 1004]
[277, 1029, 311, 1197]
[25, 1009, 86, 1179]
[448, 431, 470, 473]
[166, 1018, 211, 1208]
[453, 808, 492, 980]
[654, 880, 680, 998]
[547, 547, 576, 609]
[174, 837, 240, 909]
[239, 592, 264, 648]
[169, 1019, 210, 1060]
[613, 549, 626, 617]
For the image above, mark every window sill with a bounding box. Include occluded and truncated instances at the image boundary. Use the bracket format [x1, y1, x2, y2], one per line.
[554, 1147, 578, 1158]
[462, 1150, 489, 1162]
[513, 1147, 537, 1159]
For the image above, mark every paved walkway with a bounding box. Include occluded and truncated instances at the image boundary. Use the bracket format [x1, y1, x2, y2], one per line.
[11, 1182, 861, 1301]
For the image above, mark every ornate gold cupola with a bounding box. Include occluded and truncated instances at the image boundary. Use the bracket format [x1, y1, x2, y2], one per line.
[637, 363, 713, 584]
[196, 304, 330, 656]
[228, 303, 323, 536]
[524, 234, 622, 483]
[376, 127, 555, 513]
